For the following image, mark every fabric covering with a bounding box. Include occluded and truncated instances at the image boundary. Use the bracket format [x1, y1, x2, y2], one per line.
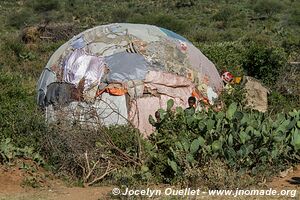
[46, 93, 128, 126]
[105, 52, 149, 82]
[71, 36, 86, 49]
[63, 49, 105, 90]
[37, 69, 57, 107]
[37, 23, 224, 136]
[129, 97, 160, 136]
[44, 82, 74, 106]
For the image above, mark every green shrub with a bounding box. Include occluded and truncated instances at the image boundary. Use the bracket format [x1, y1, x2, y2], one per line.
[31, 0, 60, 12]
[7, 8, 37, 29]
[0, 72, 45, 149]
[0, 138, 44, 165]
[111, 7, 132, 23]
[268, 91, 300, 114]
[253, 0, 284, 17]
[287, 3, 300, 26]
[190, 29, 220, 43]
[199, 41, 244, 71]
[241, 44, 287, 85]
[146, 100, 300, 184]
[129, 13, 188, 35]
[212, 7, 234, 22]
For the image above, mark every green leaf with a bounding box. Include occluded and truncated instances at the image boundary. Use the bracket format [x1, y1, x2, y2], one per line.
[216, 111, 225, 120]
[158, 109, 166, 120]
[198, 122, 206, 130]
[176, 106, 183, 114]
[212, 140, 222, 152]
[228, 134, 233, 146]
[291, 128, 300, 150]
[240, 114, 249, 125]
[182, 140, 189, 152]
[226, 103, 237, 120]
[239, 131, 247, 144]
[234, 111, 243, 120]
[148, 115, 156, 125]
[167, 99, 174, 110]
[206, 119, 215, 131]
[186, 153, 195, 163]
[205, 145, 212, 153]
[141, 165, 149, 172]
[175, 141, 183, 150]
[198, 136, 205, 147]
[253, 130, 261, 137]
[167, 159, 178, 173]
[297, 121, 300, 129]
[190, 139, 200, 154]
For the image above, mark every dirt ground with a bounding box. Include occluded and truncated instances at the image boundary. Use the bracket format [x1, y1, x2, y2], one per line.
[0, 164, 299, 200]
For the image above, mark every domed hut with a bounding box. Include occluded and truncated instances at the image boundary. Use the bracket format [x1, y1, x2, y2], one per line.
[37, 23, 223, 136]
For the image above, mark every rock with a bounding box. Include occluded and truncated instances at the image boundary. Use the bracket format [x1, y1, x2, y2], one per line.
[244, 76, 269, 112]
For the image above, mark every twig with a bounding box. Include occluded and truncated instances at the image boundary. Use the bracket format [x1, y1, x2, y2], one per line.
[87, 160, 116, 186]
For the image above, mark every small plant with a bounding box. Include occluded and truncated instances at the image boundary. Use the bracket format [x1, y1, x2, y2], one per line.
[0, 138, 44, 165]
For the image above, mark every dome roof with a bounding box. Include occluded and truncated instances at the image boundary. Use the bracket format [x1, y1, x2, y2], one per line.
[37, 23, 223, 135]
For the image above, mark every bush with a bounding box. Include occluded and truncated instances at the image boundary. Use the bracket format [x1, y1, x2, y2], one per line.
[190, 29, 220, 43]
[0, 72, 45, 149]
[212, 7, 234, 22]
[129, 13, 188, 35]
[145, 100, 300, 185]
[111, 7, 132, 23]
[7, 8, 37, 29]
[253, 0, 284, 17]
[287, 3, 300, 26]
[31, 0, 60, 13]
[199, 41, 244, 71]
[241, 44, 287, 85]
[42, 117, 143, 186]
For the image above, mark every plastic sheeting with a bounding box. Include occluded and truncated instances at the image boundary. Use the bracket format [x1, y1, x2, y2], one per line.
[144, 71, 193, 87]
[44, 82, 75, 107]
[129, 95, 189, 137]
[63, 49, 105, 90]
[46, 93, 128, 126]
[105, 52, 149, 82]
[108, 23, 167, 42]
[95, 93, 128, 125]
[186, 43, 223, 92]
[159, 27, 190, 43]
[71, 36, 86, 49]
[36, 68, 57, 107]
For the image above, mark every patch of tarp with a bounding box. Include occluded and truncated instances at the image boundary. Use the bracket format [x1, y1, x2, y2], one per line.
[63, 49, 106, 90]
[159, 27, 190, 43]
[46, 93, 128, 126]
[37, 69, 56, 107]
[105, 52, 149, 82]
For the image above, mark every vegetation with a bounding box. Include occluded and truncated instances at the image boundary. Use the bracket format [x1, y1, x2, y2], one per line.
[0, 0, 299, 190]
[146, 100, 300, 185]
